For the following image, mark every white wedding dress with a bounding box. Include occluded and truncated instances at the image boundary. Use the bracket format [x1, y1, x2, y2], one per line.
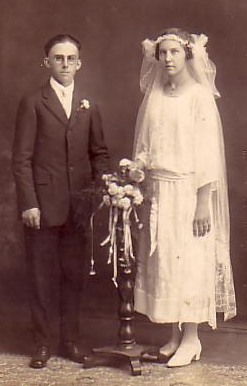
[133, 82, 236, 328]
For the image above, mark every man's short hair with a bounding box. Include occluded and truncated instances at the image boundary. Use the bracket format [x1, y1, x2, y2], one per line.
[44, 34, 81, 56]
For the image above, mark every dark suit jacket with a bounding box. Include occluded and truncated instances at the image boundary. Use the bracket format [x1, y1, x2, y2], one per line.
[13, 81, 110, 227]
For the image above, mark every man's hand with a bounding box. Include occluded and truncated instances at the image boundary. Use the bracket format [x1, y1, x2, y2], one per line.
[22, 208, 41, 229]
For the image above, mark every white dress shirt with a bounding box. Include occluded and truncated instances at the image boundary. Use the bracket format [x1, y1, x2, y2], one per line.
[50, 77, 74, 118]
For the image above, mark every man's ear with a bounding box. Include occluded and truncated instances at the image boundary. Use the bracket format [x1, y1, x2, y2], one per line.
[76, 59, 82, 70]
[43, 57, 50, 68]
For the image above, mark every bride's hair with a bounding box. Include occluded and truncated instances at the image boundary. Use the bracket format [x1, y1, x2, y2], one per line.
[155, 28, 195, 61]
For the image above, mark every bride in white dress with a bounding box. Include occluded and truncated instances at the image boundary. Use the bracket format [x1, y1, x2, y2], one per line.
[131, 28, 236, 367]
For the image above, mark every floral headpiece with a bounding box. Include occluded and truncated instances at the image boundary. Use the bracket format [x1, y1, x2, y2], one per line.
[155, 33, 192, 49]
[142, 33, 209, 60]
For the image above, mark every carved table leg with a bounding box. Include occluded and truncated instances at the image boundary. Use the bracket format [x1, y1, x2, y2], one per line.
[82, 265, 146, 375]
[83, 220, 150, 375]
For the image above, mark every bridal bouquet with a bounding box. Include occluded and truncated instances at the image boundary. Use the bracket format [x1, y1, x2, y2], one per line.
[102, 158, 144, 211]
[89, 158, 145, 286]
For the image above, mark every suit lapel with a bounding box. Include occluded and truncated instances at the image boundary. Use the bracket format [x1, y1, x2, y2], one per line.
[42, 82, 69, 126]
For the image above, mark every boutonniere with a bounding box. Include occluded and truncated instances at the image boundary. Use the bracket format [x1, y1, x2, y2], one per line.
[77, 99, 90, 111]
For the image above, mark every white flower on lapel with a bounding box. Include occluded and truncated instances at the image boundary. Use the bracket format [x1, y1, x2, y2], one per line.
[78, 99, 90, 111]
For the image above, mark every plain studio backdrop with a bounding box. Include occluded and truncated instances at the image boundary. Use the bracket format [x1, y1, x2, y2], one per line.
[0, 0, 247, 350]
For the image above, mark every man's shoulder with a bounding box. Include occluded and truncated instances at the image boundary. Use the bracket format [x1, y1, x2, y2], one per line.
[19, 82, 49, 106]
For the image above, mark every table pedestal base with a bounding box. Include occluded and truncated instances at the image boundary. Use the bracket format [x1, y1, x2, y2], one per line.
[83, 342, 146, 376]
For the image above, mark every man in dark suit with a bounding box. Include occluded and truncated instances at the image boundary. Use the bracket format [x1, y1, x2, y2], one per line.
[13, 34, 110, 368]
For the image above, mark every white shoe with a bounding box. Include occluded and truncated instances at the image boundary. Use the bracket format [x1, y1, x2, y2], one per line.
[166, 339, 202, 368]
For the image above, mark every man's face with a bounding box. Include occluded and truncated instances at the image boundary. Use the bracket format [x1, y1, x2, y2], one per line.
[44, 41, 81, 86]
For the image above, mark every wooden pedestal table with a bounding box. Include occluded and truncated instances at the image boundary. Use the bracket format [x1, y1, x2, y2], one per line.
[83, 224, 146, 376]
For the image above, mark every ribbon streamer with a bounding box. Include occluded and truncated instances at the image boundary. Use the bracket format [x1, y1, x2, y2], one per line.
[90, 203, 140, 287]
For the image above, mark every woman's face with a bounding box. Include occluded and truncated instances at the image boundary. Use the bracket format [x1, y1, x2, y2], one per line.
[158, 39, 186, 77]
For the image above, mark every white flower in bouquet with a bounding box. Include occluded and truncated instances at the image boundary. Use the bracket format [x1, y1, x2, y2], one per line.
[132, 187, 144, 205]
[132, 186, 141, 197]
[102, 173, 114, 186]
[133, 194, 144, 206]
[123, 184, 134, 195]
[108, 183, 119, 195]
[102, 173, 112, 181]
[119, 197, 131, 210]
[119, 158, 133, 168]
[117, 186, 125, 197]
[117, 199, 124, 209]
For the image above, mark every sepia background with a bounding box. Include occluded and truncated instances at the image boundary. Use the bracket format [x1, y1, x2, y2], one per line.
[0, 0, 247, 354]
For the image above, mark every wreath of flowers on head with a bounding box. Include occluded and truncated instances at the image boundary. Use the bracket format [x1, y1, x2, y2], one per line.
[155, 33, 192, 50]
[142, 33, 209, 61]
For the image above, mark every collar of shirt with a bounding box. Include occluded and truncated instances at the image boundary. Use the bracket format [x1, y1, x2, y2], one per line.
[50, 77, 74, 99]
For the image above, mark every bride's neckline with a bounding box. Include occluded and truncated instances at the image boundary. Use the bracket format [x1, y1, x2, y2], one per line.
[163, 80, 198, 97]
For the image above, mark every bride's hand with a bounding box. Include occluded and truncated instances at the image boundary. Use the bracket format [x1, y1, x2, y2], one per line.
[193, 202, 211, 237]
[129, 161, 145, 183]
[129, 168, 145, 183]
[193, 183, 212, 237]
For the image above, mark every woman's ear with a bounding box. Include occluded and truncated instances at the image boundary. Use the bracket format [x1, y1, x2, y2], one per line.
[43, 57, 50, 68]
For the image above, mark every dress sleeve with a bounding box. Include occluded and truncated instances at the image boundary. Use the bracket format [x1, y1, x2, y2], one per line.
[133, 95, 150, 167]
[133, 124, 149, 167]
[194, 87, 221, 189]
